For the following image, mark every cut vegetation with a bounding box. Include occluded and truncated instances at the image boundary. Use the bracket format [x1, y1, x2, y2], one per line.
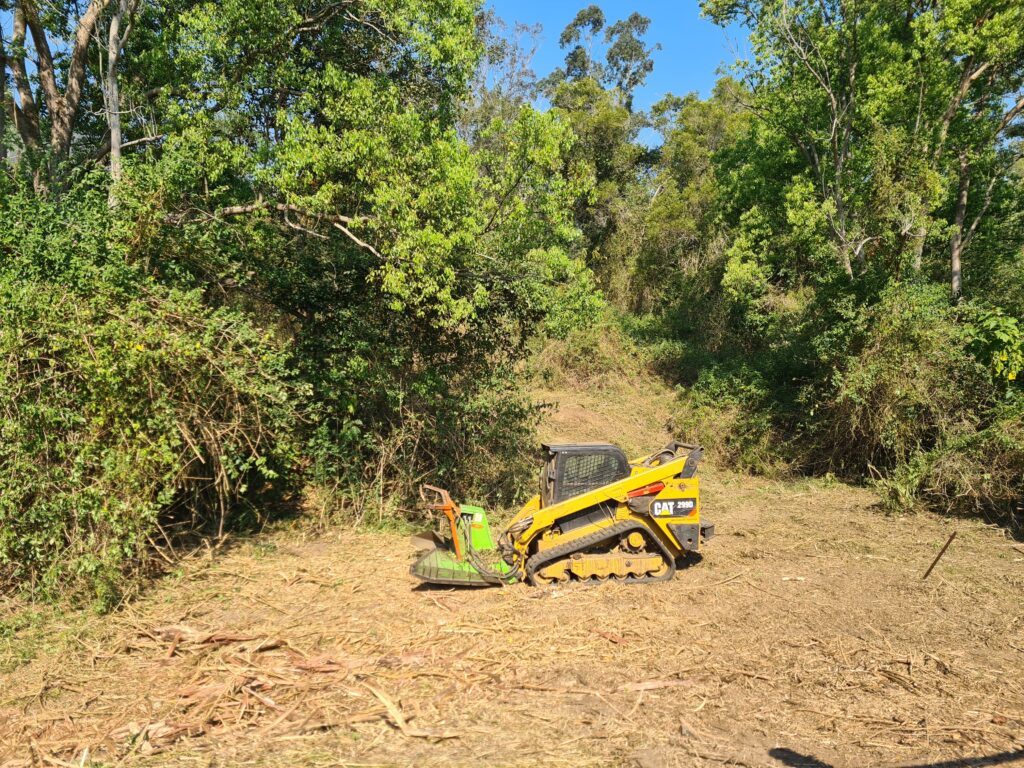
[1, 378, 1022, 767]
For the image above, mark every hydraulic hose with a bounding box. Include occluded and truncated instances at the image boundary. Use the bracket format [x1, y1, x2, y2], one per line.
[464, 515, 525, 585]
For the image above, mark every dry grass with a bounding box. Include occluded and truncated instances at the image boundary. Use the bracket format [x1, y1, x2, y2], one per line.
[1, 470, 1022, 767]
[1, 375, 1023, 768]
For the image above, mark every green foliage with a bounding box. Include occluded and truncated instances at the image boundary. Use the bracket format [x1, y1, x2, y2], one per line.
[536, 8, 662, 301]
[603, 13, 660, 107]
[964, 305, 1024, 384]
[0, 0, 605, 602]
[536, 249, 607, 340]
[0, 182, 300, 605]
[546, 5, 658, 110]
[425, 377, 543, 507]
[531, 311, 645, 387]
[129, 0, 598, 513]
[871, 303, 1024, 527]
[701, 0, 1024, 289]
[671, 360, 788, 474]
[878, 397, 1024, 529]
[721, 209, 772, 309]
[631, 79, 750, 318]
[811, 284, 994, 474]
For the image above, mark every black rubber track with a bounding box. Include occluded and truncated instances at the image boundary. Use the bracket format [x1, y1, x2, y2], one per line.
[524, 520, 677, 586]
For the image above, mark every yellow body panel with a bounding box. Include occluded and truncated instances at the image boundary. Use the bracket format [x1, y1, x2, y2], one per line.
[506, 453, 702, 564]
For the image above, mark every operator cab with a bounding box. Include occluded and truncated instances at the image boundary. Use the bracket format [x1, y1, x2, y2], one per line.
[539, 443, 631, 507]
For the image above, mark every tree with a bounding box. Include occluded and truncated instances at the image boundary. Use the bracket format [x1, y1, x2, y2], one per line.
[1, 1, 111, 173]
[558, 5, 606, 82]
[631, 79, 750, 315]
[543, 4, 659, 112]
[604, 12, 659, 112]
[702, 0, 1024, 297]
[102, 0, 142, 195]
[536, 6, 661, 297]
[459, 9, 542, 149]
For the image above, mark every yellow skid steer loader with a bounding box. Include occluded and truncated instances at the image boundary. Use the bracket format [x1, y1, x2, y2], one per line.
[411, 441, 713, 586]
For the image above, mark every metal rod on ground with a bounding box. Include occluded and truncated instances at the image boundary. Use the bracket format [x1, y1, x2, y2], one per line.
[922, 531, 957, 580]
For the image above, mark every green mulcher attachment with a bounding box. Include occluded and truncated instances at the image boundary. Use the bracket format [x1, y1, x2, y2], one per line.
[410, 487, 518, 586]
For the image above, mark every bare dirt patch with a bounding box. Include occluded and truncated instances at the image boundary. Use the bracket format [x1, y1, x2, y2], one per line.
[1, 468, 1022, 768]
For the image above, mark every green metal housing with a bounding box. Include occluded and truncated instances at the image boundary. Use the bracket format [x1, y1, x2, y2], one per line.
[410, 505, 514, 586]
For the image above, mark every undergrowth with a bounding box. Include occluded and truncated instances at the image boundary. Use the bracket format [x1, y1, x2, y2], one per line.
[0, 273, 301, 608]
[642, 281, 1023, 530]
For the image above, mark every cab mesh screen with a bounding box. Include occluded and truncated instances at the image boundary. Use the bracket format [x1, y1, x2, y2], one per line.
[556, 453, 629, 502]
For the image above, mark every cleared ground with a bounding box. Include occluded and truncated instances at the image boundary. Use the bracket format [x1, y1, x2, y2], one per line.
[1, 378, 1022, 767]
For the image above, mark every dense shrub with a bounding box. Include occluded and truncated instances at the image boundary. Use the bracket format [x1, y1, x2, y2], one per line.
[308, 363, 543, 523]
[810, 284, 995, 476]
[870, 300, 1024, 526]
[879, 398, 1023, 526]
[0, 180, 301, 604]
[530, 313, 647, 388]
[668, 279, 1022, 528]
[671, 360, 789, 474]
[0, 274, 300, 605]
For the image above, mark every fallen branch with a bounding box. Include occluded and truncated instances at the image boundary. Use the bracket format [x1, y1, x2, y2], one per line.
[618, 679, 691, 692]
[688, 570, 748, 590]
[922, 531, 957, 580]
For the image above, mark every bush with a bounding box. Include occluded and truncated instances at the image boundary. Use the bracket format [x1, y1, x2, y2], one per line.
[810, 284, 994, 476]
[665, 280, 1022, 517]
[530, 312, 648, 388]
[294, 299, 551, 522]
[408, 376, 542, 509]
[878, 398, 1023, 529]
[671, 360, 790, 474]
[0, 274, 300, 606]
[317, 369, 543, 525]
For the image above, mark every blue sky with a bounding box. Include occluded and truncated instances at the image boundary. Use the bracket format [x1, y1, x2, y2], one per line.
[486, 0, 747, 115]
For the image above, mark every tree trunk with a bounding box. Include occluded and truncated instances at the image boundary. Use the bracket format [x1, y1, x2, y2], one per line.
[105, 0, 130, 202]
[950, 153, 970, 301]
[9, 5, 42, 150]
[839, 244, 854, 278]
[911, 224, 926, 272]
[906, 195, 929, 272]
[104, 0, 141, 203]
[19, 0, 112, 165]
[0, 86, 7, 164]
[950, 232, 963, 301]
[106, 41, 124, 185]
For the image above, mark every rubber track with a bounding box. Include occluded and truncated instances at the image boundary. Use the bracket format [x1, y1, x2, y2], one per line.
[524, 520, 677, 586]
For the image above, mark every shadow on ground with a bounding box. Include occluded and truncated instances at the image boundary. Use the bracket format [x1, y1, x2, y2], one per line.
[769, 747, 1024, 768]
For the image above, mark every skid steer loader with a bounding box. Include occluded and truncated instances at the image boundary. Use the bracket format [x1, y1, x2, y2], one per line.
[411, 440, 713, 586]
